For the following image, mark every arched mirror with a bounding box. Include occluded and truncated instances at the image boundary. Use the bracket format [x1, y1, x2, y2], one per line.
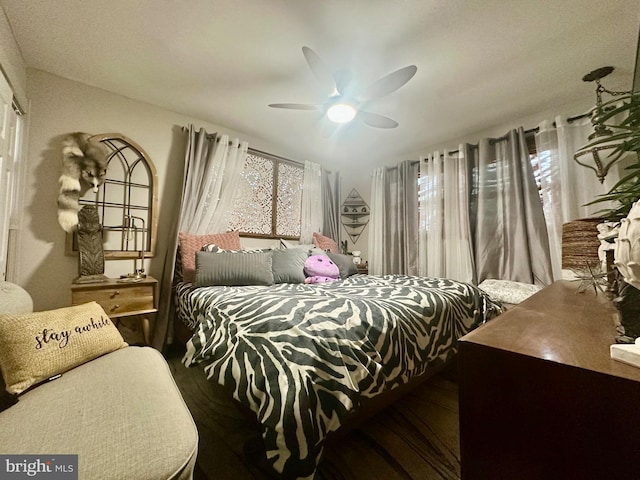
[66, 133, 158, 259]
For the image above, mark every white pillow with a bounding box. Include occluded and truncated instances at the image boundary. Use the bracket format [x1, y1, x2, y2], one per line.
[279, 239, 325, 254]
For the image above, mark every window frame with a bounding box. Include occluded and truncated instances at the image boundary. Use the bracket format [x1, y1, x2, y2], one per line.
[0, 81, 26, 282]
[233, 148, 304, 240]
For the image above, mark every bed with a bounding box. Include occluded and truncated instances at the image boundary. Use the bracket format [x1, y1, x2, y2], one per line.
[176, 260, 502, 479]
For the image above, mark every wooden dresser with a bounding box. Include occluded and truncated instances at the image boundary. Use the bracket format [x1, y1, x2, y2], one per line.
[70, 276, 157, 345]
[458, 280, 640, 480]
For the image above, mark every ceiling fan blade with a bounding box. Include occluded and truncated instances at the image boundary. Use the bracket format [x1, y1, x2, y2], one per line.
[362, 65, 418, 99]
[358, 111, 399, 129]
[333, 69, 353, 96]
[268, 103, 319, 110]
[302, 46, 336, 93]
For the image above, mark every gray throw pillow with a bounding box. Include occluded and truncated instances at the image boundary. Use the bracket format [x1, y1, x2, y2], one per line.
[326, 252, 358, 278]
[195, 251, 274, 287]
[271, 248, 307, 284]
[327, 252, 358, 278]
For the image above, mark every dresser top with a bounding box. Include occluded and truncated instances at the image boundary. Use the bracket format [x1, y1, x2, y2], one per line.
[461, 280, 640, 382]
[70, 276, 157, 292]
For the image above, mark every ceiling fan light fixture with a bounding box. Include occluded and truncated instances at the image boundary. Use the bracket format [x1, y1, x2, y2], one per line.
[327, 103, 357, 124]
[269, 47, 416, 129]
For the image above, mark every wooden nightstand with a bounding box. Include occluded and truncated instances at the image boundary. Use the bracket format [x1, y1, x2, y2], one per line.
[70, 276, 158, 345]
[356, 263, 368, 275]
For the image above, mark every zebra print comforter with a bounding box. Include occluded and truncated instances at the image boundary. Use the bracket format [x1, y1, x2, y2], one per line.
[180, 275, 501, 479]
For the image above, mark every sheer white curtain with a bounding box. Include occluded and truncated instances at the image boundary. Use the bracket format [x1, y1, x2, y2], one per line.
[299, 160, 323, 243]
[153, 126, 248, 350]
[536, 114, 630, 280]
[368, 167, 385, 275]
[418, 149, 475, 283]
[183, 132, 248, 233]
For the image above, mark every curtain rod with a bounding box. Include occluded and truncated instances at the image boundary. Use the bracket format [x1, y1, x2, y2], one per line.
[249, 148, 333, 173]
[206, 133, 243, 147]
[503, 110, 593, 140]
[428, 110, 594, 158]
[522, 111, 592, 136]
[181, 125, 244, 147]
[497, 111, 593, 141]
[182, 126, 309, 166]
[248, 147, 303, 166]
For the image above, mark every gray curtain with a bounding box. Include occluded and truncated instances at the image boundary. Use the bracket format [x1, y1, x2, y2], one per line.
[378, 160, 420, 275]
[152, 126, 248, 350]
[321, 169, 341, 246]
[152, 129, 191, 351]
[472, 128, 553, 285]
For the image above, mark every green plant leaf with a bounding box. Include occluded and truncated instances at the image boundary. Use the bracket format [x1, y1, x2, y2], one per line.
[579, 92, 640, 220]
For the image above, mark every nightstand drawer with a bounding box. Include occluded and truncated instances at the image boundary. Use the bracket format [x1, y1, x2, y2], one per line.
[70, 277, 158, 345]
[71, 282, 156, 318]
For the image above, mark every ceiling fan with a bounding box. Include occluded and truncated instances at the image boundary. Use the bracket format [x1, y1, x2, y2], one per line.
[269, 46, 417, 129]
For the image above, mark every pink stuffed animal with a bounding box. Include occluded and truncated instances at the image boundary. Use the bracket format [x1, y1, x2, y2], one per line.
[304, 254, 340, 284]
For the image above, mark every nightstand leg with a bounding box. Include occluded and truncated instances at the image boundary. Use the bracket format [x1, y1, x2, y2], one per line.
[141, 316, 151, 345]
[113, 316, 152, 346]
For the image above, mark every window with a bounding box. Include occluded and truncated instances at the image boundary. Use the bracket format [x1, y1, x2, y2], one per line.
[525, 129, 546, 203]
[0, 74, 25, 282]
[227, 150, 303, 238]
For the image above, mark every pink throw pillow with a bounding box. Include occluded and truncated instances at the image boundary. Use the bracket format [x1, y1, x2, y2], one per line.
[312, 232, 339, 253]
[178, 231, 241, 283]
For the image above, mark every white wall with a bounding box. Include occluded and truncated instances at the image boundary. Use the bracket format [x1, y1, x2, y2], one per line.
[19, 69, 299, 311]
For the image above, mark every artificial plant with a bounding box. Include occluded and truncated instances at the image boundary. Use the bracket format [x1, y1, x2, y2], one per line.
[586, 91, 640, 220]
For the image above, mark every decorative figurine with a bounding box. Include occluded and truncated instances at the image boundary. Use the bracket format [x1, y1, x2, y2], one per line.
[74, 205, 108, 284]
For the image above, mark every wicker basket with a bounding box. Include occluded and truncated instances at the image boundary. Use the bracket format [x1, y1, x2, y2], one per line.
[561, 218, 602, 271]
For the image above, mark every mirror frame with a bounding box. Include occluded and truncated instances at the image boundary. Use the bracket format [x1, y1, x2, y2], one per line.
[65, 133, 159, 259]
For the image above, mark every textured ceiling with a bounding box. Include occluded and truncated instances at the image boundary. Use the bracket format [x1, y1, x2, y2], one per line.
[2, 0, 639, 169]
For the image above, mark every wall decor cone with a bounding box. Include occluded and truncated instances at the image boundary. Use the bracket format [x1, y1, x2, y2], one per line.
[341, 189, 369, 244]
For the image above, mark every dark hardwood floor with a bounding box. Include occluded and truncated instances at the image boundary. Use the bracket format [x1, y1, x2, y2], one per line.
[165, 345, 461, 480]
